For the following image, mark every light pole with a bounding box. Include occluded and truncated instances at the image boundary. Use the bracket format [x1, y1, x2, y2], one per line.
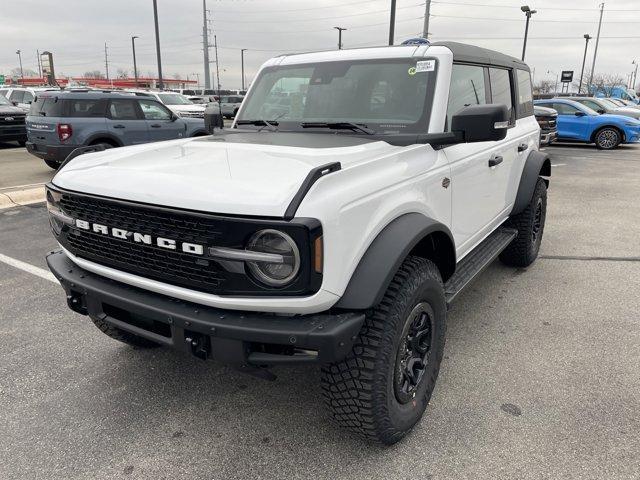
[588, 3, 605, 95]
[578, 34, 592, 94]
[520, 6, 537, 61]
[16, 50, 24, 79]
[334, 27, 347, 50]
[152, 0, 164, 90]
[131, 36, 139, 87]
[388, 0, 397, 45]
[632, 60, 638, 91]
[241, 49, 247, 91]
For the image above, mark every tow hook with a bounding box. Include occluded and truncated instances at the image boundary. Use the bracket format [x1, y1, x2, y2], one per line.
[184, 332, 211, 360]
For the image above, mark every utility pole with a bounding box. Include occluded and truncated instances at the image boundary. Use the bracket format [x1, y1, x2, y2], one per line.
[36, 49, 42, 78]
[131, 36, 140, 87]
[578, 34, 591, 94]
[214, 34, 221, 92]
[422, 0, 431, 38]
[202, 0, 211, 90]
[16, 50, 24, 79]
[388, 0, 396, 45]
[152, 0, 164, 90]
[104, 43, 109, 80]
[241, 49, 247, 91]
[588, 2, 605, 95]
[631, 60, 638, 91]
[334, 27, 346, 50]
[520, 6, 537, 61]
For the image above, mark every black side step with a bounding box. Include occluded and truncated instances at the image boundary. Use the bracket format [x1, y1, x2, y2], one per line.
[444, 226, 518, 305]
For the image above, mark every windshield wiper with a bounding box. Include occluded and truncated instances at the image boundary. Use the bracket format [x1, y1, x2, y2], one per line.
[300, 122, 375, 135]
[236, 119, 279, 130]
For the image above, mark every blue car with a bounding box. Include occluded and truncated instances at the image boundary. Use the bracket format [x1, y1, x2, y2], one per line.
[534, 98, 640, 149]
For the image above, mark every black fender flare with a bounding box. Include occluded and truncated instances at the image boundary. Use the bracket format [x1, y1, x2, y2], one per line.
[84, 132, 123, 147]
[334, 213, 456, 310]
[511, 150, 551, 215]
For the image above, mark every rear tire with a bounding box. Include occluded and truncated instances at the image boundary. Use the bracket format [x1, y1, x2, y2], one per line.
[594, 127, 621, 150]
[322, 257, 446, 445]
[44, 160, 60, 170]
[91, 316, 161, 349]
[500, 177, 547, 267]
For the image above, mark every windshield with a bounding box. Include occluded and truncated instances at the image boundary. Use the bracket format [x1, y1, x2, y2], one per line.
[157, 93, 193, 105]
[237, 58, 437, 134]
[599, 98, 621, 109]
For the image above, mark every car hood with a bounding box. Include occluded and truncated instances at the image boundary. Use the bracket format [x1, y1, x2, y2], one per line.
[0, 105, 25, 115]
[52, 132, 397, 217]
[613, 107, 640, 118]
[599, 113, 640, 125]
[168, 104, 206, 112]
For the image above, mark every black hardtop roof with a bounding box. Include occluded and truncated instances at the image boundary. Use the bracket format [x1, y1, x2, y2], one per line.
[431, 41, 530, 71]
[36, 90, 136, 100]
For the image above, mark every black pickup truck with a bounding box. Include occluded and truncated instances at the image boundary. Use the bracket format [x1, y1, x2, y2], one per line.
[534, 105, 558, 146]
[0, 94, 26, 146]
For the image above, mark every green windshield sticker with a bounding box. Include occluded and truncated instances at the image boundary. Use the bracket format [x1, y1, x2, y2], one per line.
[408, 67, 417, 76]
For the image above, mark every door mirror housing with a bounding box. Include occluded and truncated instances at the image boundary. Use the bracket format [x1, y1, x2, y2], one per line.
[575, 111, 587, 117]
[450, 104, 510, 143]
[170, 112, 179, 122]
[596, 109, 606, 114]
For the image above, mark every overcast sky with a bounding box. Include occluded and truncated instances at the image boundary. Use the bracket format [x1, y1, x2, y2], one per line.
[1, 0, 639, 89]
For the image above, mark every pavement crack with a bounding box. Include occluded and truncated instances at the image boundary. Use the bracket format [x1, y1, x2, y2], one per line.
[540, 255, 640, 263]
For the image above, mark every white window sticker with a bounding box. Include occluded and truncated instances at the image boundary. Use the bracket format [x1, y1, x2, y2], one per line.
[415, 60, 435, 73]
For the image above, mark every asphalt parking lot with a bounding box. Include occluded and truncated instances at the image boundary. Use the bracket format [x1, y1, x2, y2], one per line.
[1, 143, 639, 480]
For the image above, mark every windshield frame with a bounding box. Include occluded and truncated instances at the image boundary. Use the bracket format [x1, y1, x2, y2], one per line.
[236, 57, 438, 136]
[157, 93, 194, 106]
[0, 94, 11, 106]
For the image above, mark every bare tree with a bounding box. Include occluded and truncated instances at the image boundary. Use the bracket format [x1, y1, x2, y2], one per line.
[83, 70, 105, 79]
[579, 70, 626, 95]
[116, 68, 129, 79]
[533, 79, 554, 95]
[11, 67, 38, 78]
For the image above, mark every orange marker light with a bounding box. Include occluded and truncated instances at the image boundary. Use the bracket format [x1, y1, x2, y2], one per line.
[314, 236, 323, 273]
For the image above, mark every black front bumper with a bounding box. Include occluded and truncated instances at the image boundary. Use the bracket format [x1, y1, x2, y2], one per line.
[26, 142, 76, 163]
[46, 251, 364, 366]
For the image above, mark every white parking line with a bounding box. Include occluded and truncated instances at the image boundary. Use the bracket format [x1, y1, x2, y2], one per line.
[0, 253, 57, 283]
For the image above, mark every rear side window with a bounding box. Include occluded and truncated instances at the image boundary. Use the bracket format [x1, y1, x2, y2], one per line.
[446, 64, 488, 131]
[488, 68, 514, 124]
[64, 99, 107, 117]
[516, 69, 534, 118]
[29, 96, 63, 117]
[108, 99, 139, 120]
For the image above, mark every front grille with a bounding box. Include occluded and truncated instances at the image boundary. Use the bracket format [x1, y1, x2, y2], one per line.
[0, 115, 25, 127]
[55, 191, 319, 296]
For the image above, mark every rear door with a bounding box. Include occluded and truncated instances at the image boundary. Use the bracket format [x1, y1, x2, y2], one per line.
[137, 99, 185, 141]
[106, 99, 148, 145]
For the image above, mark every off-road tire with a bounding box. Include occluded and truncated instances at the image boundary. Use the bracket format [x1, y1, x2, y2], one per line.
[90, 316, 161, 349]
[594, 127, 621, 150]
[500, 177, 547, 267]
[321, 256, 447, 445]
[44, 160, 60, 170]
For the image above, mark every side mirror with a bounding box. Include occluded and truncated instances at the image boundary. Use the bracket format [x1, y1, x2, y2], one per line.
[11, 101, 18, 106]
[451, 104, 509, 143]
[575, 111, 586, 117]
[170, 112, 179, 122]
[597, 109, 606, 114]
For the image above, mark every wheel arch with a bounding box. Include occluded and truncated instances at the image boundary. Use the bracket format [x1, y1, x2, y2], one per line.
[334, 213, 456, 310]
[511, 149, 551, 216]
[590, 124, 625, 144]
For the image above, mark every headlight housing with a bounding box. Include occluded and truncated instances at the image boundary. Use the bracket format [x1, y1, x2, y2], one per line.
[246, 229, 301, 287]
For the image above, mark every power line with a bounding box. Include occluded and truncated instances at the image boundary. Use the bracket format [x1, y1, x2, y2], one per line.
[432, 0, 640, 11]
[432, 13, 639, 23]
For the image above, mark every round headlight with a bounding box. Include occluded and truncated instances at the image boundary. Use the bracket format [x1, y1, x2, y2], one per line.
[246, 229, 300, 287]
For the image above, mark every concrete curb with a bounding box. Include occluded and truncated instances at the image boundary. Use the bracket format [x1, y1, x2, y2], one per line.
[0, 186, 46, 210]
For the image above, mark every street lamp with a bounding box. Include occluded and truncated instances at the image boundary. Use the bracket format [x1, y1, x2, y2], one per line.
[16, 50, 24, 79]
[334, 27, 347, 50]
[520, 6, 537, 61]
[632, 60, 638, 91]
[578, 34, 592, 94]
[131, 36, 139, 87]
[241, 49, 247, 91]
[152, 0, 164, 90]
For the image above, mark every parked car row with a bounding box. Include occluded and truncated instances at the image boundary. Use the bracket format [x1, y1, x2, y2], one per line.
[533, 97, 640, 149]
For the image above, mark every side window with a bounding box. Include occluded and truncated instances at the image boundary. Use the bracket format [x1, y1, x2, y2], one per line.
[220, 96, 229, 103]
[515, 69, 533, 118]
[138, 99, 172, 120]
[23, 91, 35, 104]
[446, 64, 488, 131]
[108, 100, 139, 120]
[10, 90, 25, 103]
[488, 68, 514, 124]
[582, 100, 601, 111]
[65, 99, 106, 117]
[552, 103, 579, 115]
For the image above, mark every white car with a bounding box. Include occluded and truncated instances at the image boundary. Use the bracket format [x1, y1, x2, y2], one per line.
[125, 90, 206, 118]
[45, 41, 549, 445]
[0, 86, 59, 113]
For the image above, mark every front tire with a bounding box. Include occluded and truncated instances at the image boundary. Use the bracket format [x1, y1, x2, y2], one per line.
[594, 127, 621, 150]
[322, 257, 447, 445]
[500, 177, 547, 267]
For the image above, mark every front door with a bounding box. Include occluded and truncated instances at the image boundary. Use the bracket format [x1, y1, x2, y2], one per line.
[552, 102, 590, 139]
[106, 99, 149, 145]
[138, 99, 185, 141]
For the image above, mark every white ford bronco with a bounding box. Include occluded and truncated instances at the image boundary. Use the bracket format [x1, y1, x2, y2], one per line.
[46, 41, 550, 444]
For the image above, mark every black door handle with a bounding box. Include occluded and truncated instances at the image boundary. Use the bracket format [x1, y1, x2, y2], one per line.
[518, 143, 528, 152]
[113, 124, 125, 129]
[150, 124, 162, 128]
[488, 155, 503, 167]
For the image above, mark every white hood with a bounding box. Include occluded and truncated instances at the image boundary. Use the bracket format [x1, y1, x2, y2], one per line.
[168, 104, 206, 113]
[52, 134, 399, 217]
